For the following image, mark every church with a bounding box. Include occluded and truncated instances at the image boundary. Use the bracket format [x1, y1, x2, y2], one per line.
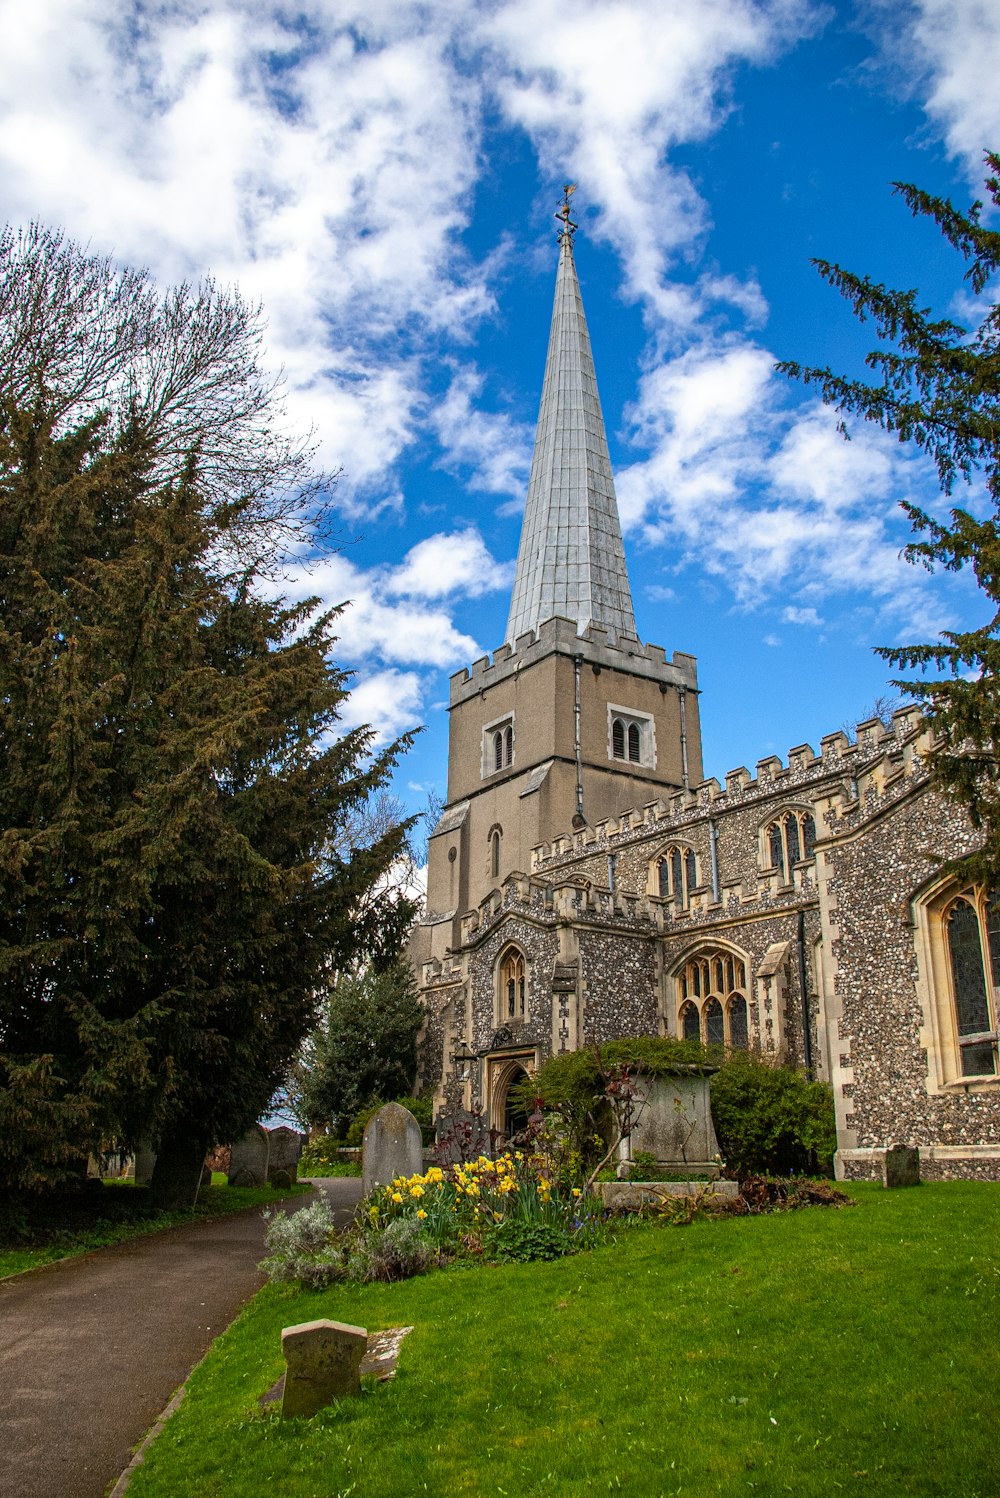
[410, 200, 1000, 1183]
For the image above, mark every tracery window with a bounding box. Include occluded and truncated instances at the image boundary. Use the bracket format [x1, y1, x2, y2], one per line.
[763, 808, 816, 881]
[498, 946, 527, 1023]
[676, 948, 750, 1049]
[945, 891, 1000, 1077]
[657, 845, 698, 908]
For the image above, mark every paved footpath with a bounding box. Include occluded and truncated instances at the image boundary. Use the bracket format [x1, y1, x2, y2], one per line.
[0, 1178, 363, 1498]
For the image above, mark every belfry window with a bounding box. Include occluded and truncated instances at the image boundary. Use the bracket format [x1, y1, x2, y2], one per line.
[945, 893, 1000, 1077]
[763, 809, 816, 881]
[498, 947, 527, 1023]
[482, 717, 515, 778]
[657, 845, 698, 909]
[608, 706, 654, 768]
[677, 948, 750, 1049]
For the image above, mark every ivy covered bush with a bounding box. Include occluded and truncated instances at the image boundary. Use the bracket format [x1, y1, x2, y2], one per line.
[709, 1052, 836, 1178]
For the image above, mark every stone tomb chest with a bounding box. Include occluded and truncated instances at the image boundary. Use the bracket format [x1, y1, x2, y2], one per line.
[623, 1070, 721, 1176]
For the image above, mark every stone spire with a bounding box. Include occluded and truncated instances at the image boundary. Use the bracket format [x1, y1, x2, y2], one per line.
[505, 188, 638, 646]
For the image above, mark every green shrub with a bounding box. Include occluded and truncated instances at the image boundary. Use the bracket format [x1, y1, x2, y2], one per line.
[483, 1218, 578, 1263]
[348, 1216, 434, 1282]
[259, 1199, 344, 1289]
[710, 1053, 837, 1178]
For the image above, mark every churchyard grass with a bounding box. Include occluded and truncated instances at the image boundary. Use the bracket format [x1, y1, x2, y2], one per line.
[0, 1180, 312, 1279]
[127, 1181, 997, 1497]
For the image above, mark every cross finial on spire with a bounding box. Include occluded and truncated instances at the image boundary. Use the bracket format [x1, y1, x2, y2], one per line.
[556, 183, 577, 243]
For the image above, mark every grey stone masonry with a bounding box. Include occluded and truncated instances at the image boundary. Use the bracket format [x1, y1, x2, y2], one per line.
[506, 231, 637, 646]
[228, 1125, 269, 1187]
[362, 1102, 423, 1195]
[280, 1319, 367, 1419]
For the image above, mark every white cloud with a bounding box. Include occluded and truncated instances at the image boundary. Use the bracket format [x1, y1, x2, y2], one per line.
[338, 668, 425, 744]
[783, 606, 823, 627]
[429, 368, 533, 499]
[387, 530, 514, 600]
[904, 0, 1000, 175]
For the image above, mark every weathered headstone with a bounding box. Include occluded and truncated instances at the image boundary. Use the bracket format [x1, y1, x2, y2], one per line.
[134, 1143, 157, 1185]
[884, 1144, 920, 1188]
[362, 1102, 422, 1195]
[268, 1126, 304, 1185]
[228, 1125, 269, 1187]
[281, 1319, 367, 1419]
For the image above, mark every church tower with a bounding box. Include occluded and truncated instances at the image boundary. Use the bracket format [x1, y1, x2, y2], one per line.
[414, 190, 703, 967]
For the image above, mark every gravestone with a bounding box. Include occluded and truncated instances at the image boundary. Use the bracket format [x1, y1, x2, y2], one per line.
[228, 1125, 269, 1187]
[268, 1126, 304, 1185]
[362, 1102, 422, 1195]
[884, 1145, 920, 1188]
[623, 1072, 722, 1177]
[281, 1319, 367, 1419]
[134, 1143, 157, 1185]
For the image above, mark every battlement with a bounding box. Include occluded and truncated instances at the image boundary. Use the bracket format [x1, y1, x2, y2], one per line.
[529, 705, 929, 870]
[450, 615, 699, 707]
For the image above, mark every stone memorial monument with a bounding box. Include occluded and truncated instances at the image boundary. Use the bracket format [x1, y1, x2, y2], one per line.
[362, 1101, 422, 1196]
[884, 1144, 921, 1188]
[228, 1124, 270, 1187]
[267, 1126, 304, 1186]
[281, 1319, 367, 1419]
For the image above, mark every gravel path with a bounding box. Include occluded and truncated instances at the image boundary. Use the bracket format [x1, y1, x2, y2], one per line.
[0, 1177, 362, 1498]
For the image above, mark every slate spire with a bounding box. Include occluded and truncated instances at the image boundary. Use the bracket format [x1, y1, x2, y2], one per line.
[505, 188, 638, 645]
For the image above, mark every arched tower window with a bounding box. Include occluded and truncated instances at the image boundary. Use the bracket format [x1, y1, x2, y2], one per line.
[627, 722, 640, 762]
[489, 826, 502, 880]
[676, 947, 750, 1049]
[762, 808, 817, 881]
[494, 731, 504, 772]
[656, 845, 698, 909]
[482, 717, 515, 779]
[498, 946, 527, 1023]
[612, 718, 625, 759]
[504, 725, 514, 766]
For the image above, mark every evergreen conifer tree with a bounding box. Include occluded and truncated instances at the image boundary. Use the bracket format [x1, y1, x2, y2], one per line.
[0, 333, 415, 1205]
[779, 152, 1000, 883]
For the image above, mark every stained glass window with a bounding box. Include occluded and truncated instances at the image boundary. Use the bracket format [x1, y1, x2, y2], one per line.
[705, 998, 724, 1047]
[729, 996, 749, 1049]
[947, 899, 997, 1076]
[681, 1003, 700, 1041]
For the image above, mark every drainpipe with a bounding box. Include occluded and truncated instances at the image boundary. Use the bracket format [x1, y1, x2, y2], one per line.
[573, 654, 585, 828]
[798, 908, 814, 1079]
[678, 687, 690, 791]
[709, 818, 720, 904]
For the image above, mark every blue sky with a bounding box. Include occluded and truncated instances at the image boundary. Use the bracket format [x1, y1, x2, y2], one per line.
[2, 0, 999, 831]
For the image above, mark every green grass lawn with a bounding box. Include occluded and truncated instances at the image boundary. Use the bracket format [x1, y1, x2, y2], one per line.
[0, 1180, 312, 1279]
[127, 1182, 998, 1497]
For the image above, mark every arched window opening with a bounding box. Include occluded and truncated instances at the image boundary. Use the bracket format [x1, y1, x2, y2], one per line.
[489, 828, 501, 880]
[657, 845, 699, 910]
[764, 808, 818, 881]
[946, 895, 1000, 1076]
[705, 998, 725, 1047]
[612, 717, 625, 759]
[729, 995, 749, 1050]
[627, 722, 641, 762]
[493, 731, 504, 773]
[676, 948, 751, 1049]
[504, 725, 514, 767]
[498, 948, 527, 1023]
[502, 1067, 530, 1142]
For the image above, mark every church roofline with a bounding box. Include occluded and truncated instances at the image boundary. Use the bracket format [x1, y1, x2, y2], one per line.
[450, 615, 698, 708]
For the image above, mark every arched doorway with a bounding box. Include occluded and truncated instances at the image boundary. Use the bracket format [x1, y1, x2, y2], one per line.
[502, 1065, 530, 1142]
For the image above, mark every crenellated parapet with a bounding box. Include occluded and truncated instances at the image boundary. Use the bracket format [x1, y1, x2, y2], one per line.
[530, 705, 931, 877]
[449, 615, 699, 707]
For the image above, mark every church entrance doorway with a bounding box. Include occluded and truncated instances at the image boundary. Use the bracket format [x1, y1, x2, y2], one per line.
[484, 1050, 537, 1145]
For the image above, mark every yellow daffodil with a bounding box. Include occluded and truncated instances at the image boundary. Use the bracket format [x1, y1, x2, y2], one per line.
[410, 1184, 424, 1198]
[391, 1191, 403, 1203]
[417, 1209, 427, 1219]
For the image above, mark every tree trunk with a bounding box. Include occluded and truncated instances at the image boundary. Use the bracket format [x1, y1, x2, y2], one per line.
[147, 1132, 207, 1210]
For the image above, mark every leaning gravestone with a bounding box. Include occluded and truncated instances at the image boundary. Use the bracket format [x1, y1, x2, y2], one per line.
[228, 1125, 270, 1187]
[281, 1319, 367, 1419]
[268, 1126, 304, 1186]
[362, 1102, 423, 1196]
[884, 1144, 921, 1188]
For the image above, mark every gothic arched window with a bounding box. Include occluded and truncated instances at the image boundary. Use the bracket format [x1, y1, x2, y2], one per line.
[656, 845, 698, 909]
[504, 725, 514, 766]
[627, 722, 641, 762]
[945, 893, 1000, 1077]
[612, 718, 625, 759]
[489, 826, 502, 880]
[763, 809, 817, 881]
[498, 947, 527, 1023]
[676, 948, 750, 1049]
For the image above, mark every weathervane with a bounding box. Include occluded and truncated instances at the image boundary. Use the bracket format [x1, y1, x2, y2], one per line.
[556, 182, 578, 242]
